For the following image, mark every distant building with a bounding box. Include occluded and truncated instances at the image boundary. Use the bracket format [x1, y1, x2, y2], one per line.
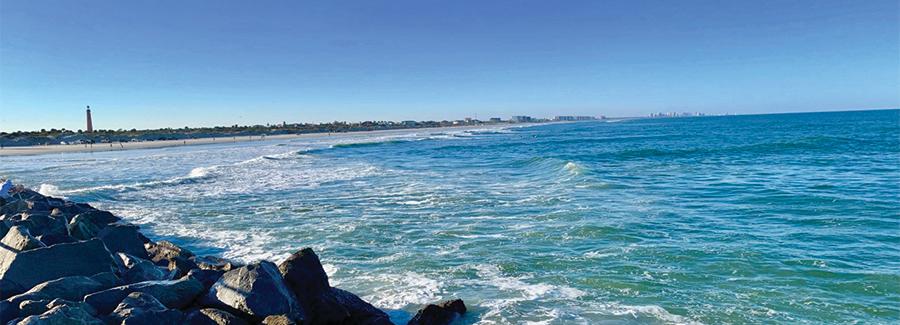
[511, 116, 533, 123]
[402, 120, 417, 126]
[86, 106, 93, 133]
[554, 116, 596, 121]
[489, 117, 502, 123]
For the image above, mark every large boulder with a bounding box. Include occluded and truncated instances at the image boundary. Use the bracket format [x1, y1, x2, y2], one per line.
[183, 308, 248, 325]
[186, 269, 225, 291]
[6, 273, 118, 306]
[407, 299, 467, 325]
[202, 261, 305, 322]
[97, 223, 149, 259]
[116, 253, 172, 284]
[14, 304, 104, 325]
[278, 248, 330, 296]
[145, 240, 194, 266]
[330, 288, 393, 325]
[278, 248, 391, 325]
[84, 277, 204, 315]
[1, 300, 17, 324]
[0, 239, 117, 295]
[0, 200, 29, 217]
[192, 255, 238, 271]
[0, 225, 45, 254]
[106, 292, 183, 325]
[16, 298, 98, 320]
[66, 210, 119, 240]
[278, 248, 347, 324]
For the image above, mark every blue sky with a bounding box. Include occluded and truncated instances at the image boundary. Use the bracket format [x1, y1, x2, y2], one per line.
[1, 0, 897, 132]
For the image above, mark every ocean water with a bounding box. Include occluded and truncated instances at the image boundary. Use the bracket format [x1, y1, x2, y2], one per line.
[2, 109, 898, 324]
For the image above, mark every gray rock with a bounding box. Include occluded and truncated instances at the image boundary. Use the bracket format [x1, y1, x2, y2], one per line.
[1, 300, 18, 324]
[331, 288, 393, 325]
[186, 269, 224, 291]
[18, 299, 52, 318]
[278, 248, 330, 296]
[88, 272, 121, 288]
[116, 253, 171, 284]
[202, 261, 304, 322]
[407, 299, 466, 325]
[0, 278, 24, 300]
[34, 233, 75, 247]
[168, 255, 199, 278]
[19, 214, 67, 239]
[145, 240, 194, 267]
[183, 308, 248, 325]
[192, 255, 238, 271]
[261, 315, 296, 325]
[0, 239, 117, 295]
[83, 277, 204, 315]
[44, 299, 98, 316]
[0, 221, 10, 240]
[0, 226, 46, 253]
[106, 292, 183, 325]
[14, 304, 104, 325]
[65, 210, 119, 240]
[97, 223, 149, 259]
[278, 248, 346, 324]
[277, 248, 391, 325]
[0, 200, 29, 217]
[6, 274, 115, 306]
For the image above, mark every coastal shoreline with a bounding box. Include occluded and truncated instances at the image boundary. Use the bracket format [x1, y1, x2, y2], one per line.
[0, 124, 538, 157]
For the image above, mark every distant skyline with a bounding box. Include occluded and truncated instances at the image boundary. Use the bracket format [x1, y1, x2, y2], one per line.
[1, 0, 898, 132]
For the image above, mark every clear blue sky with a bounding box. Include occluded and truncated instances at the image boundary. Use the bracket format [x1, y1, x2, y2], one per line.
[1, 0, 897, 132]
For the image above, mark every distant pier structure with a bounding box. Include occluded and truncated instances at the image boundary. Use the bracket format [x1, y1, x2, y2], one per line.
[86, 105, 93, 133]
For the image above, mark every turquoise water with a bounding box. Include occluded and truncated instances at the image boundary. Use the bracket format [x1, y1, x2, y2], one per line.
[3, 110, 898, 324]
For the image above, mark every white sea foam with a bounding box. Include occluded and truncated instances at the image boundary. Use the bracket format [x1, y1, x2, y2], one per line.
[38, 183, 64, 198]
[355, 271, 443, 310]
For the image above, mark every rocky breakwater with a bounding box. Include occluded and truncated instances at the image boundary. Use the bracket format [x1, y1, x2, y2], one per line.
[0, 185, 466, 325]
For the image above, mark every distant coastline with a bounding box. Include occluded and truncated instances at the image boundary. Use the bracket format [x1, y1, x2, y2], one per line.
[0, 123, 548, 157]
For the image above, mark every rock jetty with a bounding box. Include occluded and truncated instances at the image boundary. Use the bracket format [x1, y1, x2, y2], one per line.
[0, 184, 465, 325]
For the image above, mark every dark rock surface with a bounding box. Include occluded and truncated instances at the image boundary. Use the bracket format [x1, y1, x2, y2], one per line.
[278, 248, 392, 325]
[145, 240, 195, 266]
[0, 238, 117, 294]
[187, 268, 225, 291]
[407, 299, 467, 325]
[202, 261, 305, 322]
[84, 277, 204, 314]
[6, 274, 116, 306]
[116, 252, 172, 284]
[66, 210, 119, 240]
[184, 308, 249, 325]
[14, 304, 104, 325]
[0, 225, 45, 253]
[97, 222, 149, 259]
[106, 292, 184, 324]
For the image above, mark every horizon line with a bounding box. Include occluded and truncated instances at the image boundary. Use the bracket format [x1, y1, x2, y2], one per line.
[1, 106, 897, 134]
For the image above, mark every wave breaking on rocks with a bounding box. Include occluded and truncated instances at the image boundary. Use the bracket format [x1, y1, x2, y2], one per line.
[0, 184, 466, 325]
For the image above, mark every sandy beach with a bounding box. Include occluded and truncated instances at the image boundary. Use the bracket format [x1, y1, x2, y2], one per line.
[0, 124, 521, 157]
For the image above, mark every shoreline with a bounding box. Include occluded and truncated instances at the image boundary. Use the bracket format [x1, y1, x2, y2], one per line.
[0, 124, 537, 157]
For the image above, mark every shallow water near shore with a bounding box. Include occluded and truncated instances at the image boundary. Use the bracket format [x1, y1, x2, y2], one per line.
[3, 110, 899, 324]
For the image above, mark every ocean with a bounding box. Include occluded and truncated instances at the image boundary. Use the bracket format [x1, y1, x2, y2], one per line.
[3, 109, 898, 324]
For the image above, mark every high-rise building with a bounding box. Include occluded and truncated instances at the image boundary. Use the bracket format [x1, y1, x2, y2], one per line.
[86, 106, 93, 133]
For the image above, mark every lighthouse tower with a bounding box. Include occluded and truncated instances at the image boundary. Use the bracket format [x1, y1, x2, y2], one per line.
[86, 106, 93, 133]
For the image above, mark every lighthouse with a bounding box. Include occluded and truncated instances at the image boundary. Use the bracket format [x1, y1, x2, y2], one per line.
[86, 106, 93, 133]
